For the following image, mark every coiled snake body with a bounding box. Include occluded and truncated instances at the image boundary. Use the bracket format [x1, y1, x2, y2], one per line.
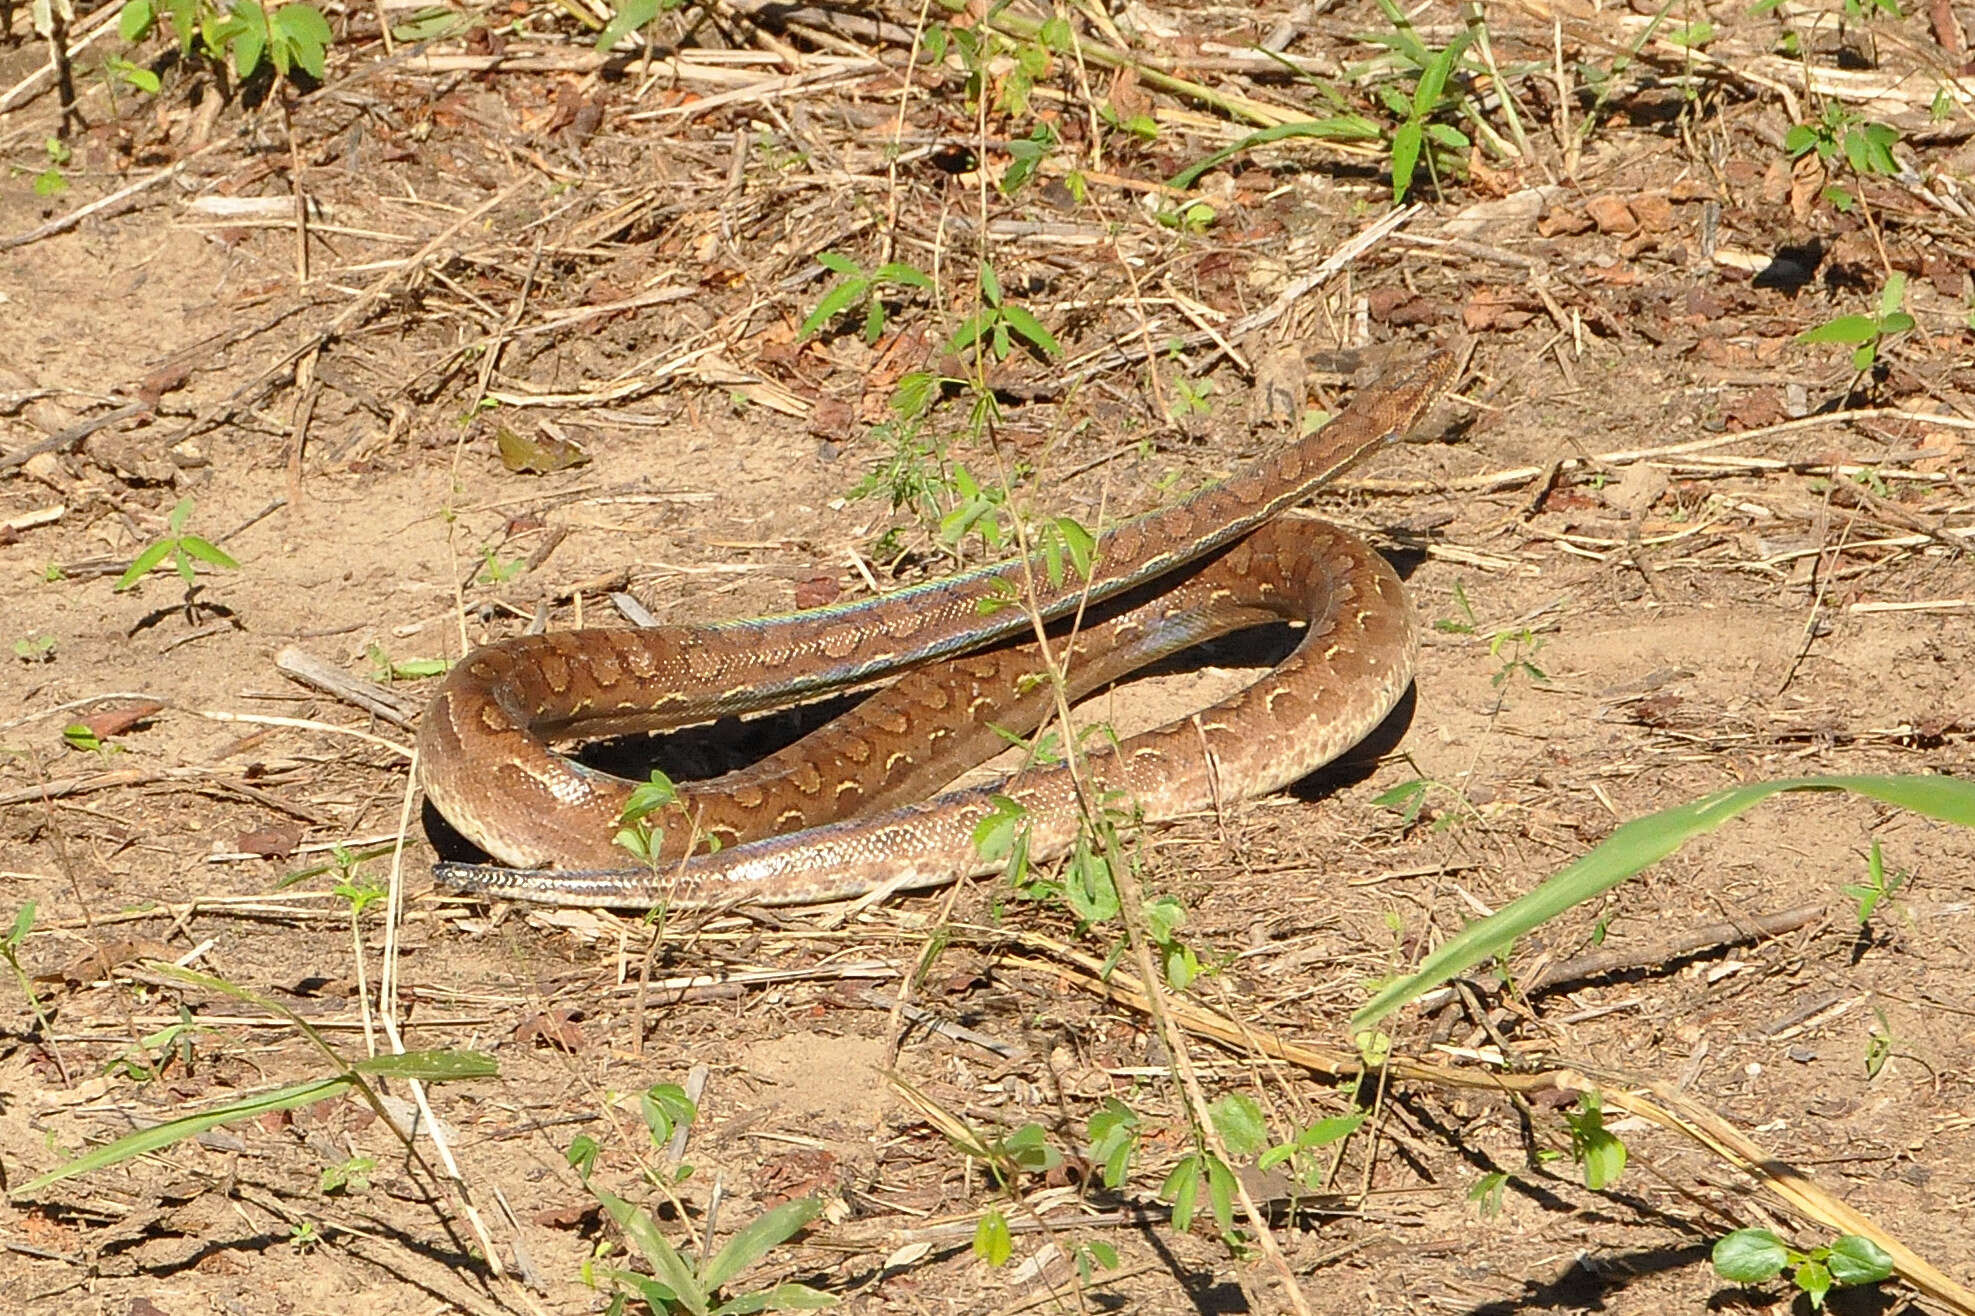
[418, 346, 1460, 907]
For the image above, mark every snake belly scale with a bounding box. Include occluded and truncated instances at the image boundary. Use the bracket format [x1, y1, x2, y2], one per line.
[417, 346, 1461, 907]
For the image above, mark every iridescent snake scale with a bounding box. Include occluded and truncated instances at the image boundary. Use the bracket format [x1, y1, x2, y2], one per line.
[418, 344, 1462, 907]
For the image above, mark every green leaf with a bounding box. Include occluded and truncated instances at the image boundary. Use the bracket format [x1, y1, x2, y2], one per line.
[1713, 1229, 1791, 1282]
[889, 370, 938, 419]
[1161, 1155, 1201, 1232]
[1783, 123, 1816, 155]
[997, 304, 1058, 358]
[598, 1190, 708, 1316]
[1087, 1098, 1138, 1189]
[815, 251, 861, 276]
[350, 1049, 497, 1080]
[1296, 1112, 1366, 1149]
[596, 0, 664, 49]
[1575, 1117, 1625, 1189]
[1390, 119, 1424, 202]
[176, 535, 239, 571]
[1202, 1154, 1236, 1234]
[873, 261, 934, 291]
[701, 1196, 822, 1290]
[1878, 311, 1913, 334]
[801, 277, 870, 338]
[17, 1075, 352, 1194]
[232, 24, 266, 77]
[271, 3, 330, 75]
[1825, 1234, 1894, 1285]
[1208, 1094, 1270, 1157]
[1352, 776, 1975, 1034]
[711, 1282, 837, 1313]
[996, 1123, 1061, 1174]
[1412, 31, 1472, 119]
[972, 1209, 1012, 1266]
[116, 539, 177, 590]
[1167, 117, 1381, 190]
[1877, 272, 1906, 317]
[944, 309, 995, 356]
[1796, 1257, 1833, 1308]
[5, 902, 35, 948]
[120, 0, 155, 40]
[978, 263, 1002, 307]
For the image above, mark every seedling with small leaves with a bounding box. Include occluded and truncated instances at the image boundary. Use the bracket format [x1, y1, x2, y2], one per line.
[615, 770, 682, 869]
[1564, 1091, 1627, 1190]
[120, 0, 333, 83]
[1359, 0, 1474, 201]
[1843, 837, 1907, 925]
[1796, 275, 1914, 373]
[800, 251, 935, 345]
[34, 137, 70, 198]
[1712, 1227, 1894, 1310]
[589, 1190, 832, 1316]
[1784, 103, 1901, 213]
[946, 264, 1061, 364]
[116, 498, 240, 607]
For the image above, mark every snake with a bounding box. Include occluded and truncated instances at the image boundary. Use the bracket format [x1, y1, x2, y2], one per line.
[416, 344, 1461, 907]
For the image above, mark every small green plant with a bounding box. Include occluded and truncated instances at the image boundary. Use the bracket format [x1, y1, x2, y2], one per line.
[1784, 103, 1900, 212]
[14, 634, 55, 663]
[638, 1082, 696, 1151]
[1712, 1227, 1894, 1309]
[1256, 1110, 1366, 1192]
[614, 769, 682, 868]
[16, 965, 497, 1196]
[589, 1190, 833, 1315]
[116, 497, 240, 596]
[1167, 372, 1213, 418]
[119, 0, 332, 83]
[1467, 1170, 1510, 1217]
[320, 1154, 375, 1195]
[62, 723, 125, 756]
[945, 265, 1060, 365]
[1863, 1004, 1900, 1079]
[566, 1134, 602, 1181]
[1843, 837, 1906, 924]
[288, 1219, 321, 1252]
[999, 121, 1058, 195]
[1796, 275, 1914, 373]
[365, 643, 450, 681]
[476, 546, 522, 585]
[34, 137, 70, 198]
[799, 252, 934, 345]
[1369, 14, 1475, 203]
[1487, 626, 1548, 690]
[0, 905, 57, 1046]
[1563, 1091, 1626, 1190]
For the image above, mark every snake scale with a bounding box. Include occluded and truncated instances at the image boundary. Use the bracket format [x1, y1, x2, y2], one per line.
[417, 344, 1461, 907]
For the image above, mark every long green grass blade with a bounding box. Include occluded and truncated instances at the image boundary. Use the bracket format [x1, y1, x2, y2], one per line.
[15, 1075, 350, 1195]
[1352, 775, 1975, 1034]
[701, 1197, 823, 1290]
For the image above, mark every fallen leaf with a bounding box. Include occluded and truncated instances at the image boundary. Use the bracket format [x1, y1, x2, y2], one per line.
[235, 825, 301, 859]
[514, 1009, 588, 1053]
[495, 425, 589, 475]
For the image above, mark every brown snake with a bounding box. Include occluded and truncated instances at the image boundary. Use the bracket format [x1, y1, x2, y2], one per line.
[417, 345, 1461, 907]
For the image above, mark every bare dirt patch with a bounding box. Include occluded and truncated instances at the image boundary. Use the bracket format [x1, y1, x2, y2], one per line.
[2, 0, 1974, 1312]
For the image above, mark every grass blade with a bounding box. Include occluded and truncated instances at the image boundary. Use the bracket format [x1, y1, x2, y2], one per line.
[16, 1076, 351, 1194]
[1351, 775, 1975, 1034]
